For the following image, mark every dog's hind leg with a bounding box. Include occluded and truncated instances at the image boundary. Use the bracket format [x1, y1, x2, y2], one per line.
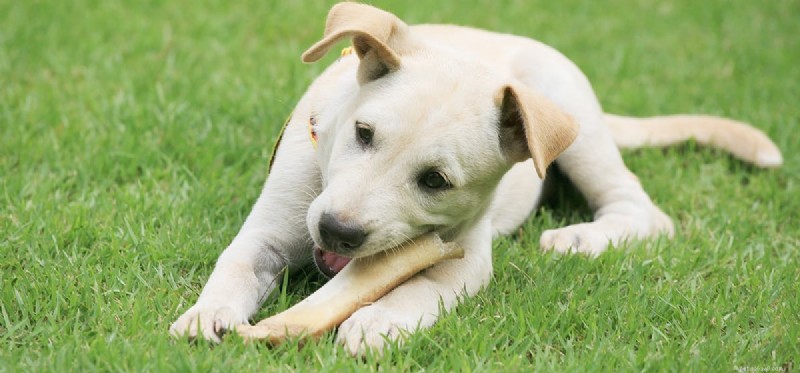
[512, 48, 673, 255]
[548, 111, 783, 255]
[542, 113, 674, 256]
[504, 48, 674, 255]
[170, 103, 321, 342]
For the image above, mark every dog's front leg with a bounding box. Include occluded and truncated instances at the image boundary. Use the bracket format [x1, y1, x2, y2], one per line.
[336, 220, 493, 356]
[169, 110, 320, 342]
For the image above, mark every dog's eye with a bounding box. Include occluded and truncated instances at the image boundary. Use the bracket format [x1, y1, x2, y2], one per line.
[356, 122, 373, 145]
[419, 171, 450, 190]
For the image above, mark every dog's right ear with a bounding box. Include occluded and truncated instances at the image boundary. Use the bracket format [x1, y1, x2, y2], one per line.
[301, 2, 415, 84]
[497, 84, 580, 179]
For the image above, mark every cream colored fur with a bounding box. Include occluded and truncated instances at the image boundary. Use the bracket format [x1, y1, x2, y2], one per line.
[605, 114, 783, 167]
[169, 2, 782, 355]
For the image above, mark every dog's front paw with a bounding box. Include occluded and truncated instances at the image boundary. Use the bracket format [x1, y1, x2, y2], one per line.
[336, 305, 428, 356]
[169, 303, 247, 343]
[540, 223, 612, 256]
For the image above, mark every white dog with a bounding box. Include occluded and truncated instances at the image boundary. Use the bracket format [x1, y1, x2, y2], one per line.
[170, 3, 782, 355]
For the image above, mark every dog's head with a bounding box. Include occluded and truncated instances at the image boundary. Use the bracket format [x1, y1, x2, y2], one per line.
[303, 3, 578, 264]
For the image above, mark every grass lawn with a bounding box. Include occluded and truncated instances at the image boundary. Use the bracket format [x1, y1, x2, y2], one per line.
[1, 0, 798, 371]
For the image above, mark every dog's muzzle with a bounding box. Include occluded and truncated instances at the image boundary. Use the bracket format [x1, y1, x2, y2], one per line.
[317, 212, 367, 253]
[314, 212, 368, 278]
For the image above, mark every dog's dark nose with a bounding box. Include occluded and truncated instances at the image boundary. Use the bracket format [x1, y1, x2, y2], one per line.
[318, 212, 367, 253]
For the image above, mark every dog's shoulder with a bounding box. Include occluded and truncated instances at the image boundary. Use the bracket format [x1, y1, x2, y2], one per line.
[409, 24, 571, 76]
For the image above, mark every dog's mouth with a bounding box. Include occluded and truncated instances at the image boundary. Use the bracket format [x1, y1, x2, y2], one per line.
[313, 246, 352, 279]
[313, 228, 442, 278]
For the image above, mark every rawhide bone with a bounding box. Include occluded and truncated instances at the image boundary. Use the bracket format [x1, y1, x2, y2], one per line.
[235, 233, 464, 344]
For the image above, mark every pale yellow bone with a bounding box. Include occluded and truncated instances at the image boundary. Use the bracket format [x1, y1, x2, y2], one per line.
[235, 233, 464, 344]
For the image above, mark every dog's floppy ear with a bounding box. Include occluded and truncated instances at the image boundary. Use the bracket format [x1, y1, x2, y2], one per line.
[301, 2, 414, 84]
[497, 84, 580, 179]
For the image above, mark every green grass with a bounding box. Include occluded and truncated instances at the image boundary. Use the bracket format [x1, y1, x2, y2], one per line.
[2, 0, 798, 371]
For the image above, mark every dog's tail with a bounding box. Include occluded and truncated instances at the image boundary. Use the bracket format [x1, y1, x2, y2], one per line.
[604, 113, 783, 168]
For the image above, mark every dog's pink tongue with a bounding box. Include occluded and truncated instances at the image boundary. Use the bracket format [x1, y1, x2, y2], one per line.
[313, 246, 352, 278]
[322, 251, 351, 273]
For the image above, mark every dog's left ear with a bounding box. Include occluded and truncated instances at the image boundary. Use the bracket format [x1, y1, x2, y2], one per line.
[302, 3, 416, 84]
[497, 84, 580, 179]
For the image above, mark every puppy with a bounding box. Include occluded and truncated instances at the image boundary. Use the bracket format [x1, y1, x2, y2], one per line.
[170, 3, 782, 355]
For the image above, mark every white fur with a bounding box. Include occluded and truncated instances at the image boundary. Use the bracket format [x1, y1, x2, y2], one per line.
[170, 3, 781, 355]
